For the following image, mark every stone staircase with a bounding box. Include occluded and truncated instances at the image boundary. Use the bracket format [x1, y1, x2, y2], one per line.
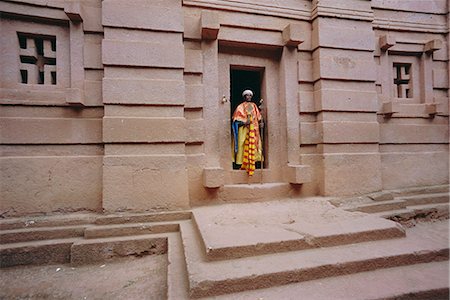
[331, 184, 449, 227]
[0, 184, 448, 299]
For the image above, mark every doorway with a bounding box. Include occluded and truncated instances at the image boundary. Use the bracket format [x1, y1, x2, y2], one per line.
[230, 68, 266, 170]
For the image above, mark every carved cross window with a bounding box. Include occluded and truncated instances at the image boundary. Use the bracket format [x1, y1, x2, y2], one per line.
[18, 33, 56, 85]
[393, 63, 412, 98]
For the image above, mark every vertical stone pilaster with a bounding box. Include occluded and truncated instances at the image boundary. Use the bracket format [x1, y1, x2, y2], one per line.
[312, 0, 382, 196]
[101, 0, 189, 212]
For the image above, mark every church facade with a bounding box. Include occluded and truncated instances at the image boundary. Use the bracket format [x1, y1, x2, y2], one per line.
[1, 0, 448, 216]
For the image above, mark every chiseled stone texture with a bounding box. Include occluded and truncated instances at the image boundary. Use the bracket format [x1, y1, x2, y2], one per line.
[1, 156, 103, 216]
[322, 153, 382, 196]
[102, 154, 190, 212]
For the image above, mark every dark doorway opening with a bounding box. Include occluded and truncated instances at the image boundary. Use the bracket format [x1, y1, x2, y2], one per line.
[230, 67, 266, 170]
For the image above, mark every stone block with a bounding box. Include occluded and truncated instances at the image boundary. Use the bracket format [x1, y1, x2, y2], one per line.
[64, 0, 82, 22]
[424, 39, 442, 54]
[380, 124, 449, 144]
[81, 1, 102, 32]
[201, 10, 219, 40]
[185, 49, 203, 74]
[102, 0, 183, 32]
[298, 91, 315, 113]
[379, 102, 400, 115]
[0, 117, 102, 144]
[83, 34, 102, 69]
[71, 236, 167, 265]
[298, 60, 314, 83]
[379, 35, 395, 51]
[105, 67, 183, 81]
[202, 167, 224, 188]
[0, 156, 102, 216]
[102, 155, 189, 211]
[184, 14, 201, 40]
[105, 105, 183, 118]
[315, 89, 378, 112]
[435, 98, 449, 116]
[282, 23, 304, 47]
[102, 39, 184, 68]
[313, 18, 374, 51]
[285, 164, 311, 184]
[381, 151, 449, 190]
[219, 27, 283, 47]
[300, 122, 320, 144]
[323, 153, 382, 196]
[105, 143, 185, 156]
[313, 48, 377, 82]
[84, 80, 102, 106]
[103, 78, 185, 105]
[432, 69, 449, 89]
[65, 88, 85, 105]
[103, 117, 186, 143]
[186, 119, 205, 144]
[0, 240, 73, 267]
[185, 84, 204, 108]
[321, 121, 380, 144]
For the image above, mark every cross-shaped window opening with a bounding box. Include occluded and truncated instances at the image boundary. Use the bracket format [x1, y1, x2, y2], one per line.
[17, 33, 56, 85]
[393, 63, 412, 98]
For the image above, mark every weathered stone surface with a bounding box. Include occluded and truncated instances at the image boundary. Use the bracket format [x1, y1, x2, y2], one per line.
[184, 49, 203, 73]
[381, 151, 449, 190]
[285, 164, 312, 184]
[102, 39, 184, 68]
[181, 218, 448, 298]
[312, 18, 375, 51]
[102, 0, 183, 32]
[103, 78, 185, 105]
[185, 84, 204, 108]
[201, 10, 219, 40]
[83, 34, 102, 69]
[322, 153, 382, 196]
[192, 198, 405, 260]
[202, 167, 224, 188]
[0, 117, 102, 144]
[0, 239, 75, 268]
[313, 48, 377, 81]
[0, 156, 103, 216]
[380, 124, 449, 144]
[320, 121, 380, 144]
[70, 235, 167, 265]
[433, 69, 449, 89]
[103, 117, 186, 143]
[102, 155, 189, 211]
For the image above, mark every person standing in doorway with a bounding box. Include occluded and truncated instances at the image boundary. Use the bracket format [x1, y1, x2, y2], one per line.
[232, 90, 263, 176]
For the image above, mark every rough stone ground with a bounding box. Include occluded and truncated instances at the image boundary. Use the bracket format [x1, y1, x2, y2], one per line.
[0, 254, 167, 300]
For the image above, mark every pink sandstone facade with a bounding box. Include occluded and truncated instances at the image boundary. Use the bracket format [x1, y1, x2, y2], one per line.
[0, 0, 449, 216]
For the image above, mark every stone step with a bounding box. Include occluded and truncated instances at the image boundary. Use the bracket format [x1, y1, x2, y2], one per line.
[0, 225, 87, 244]
[390, 184, 449, 197]
[219, 183, 293, 203]
[167, 233, 189, 300]
[0, 238, 79, 268]
[192, 198, 404, 261]
[94, 211, 191, 225]
[84, 221, 180, 239]
[372, 203, 449, 224]
[208, 261, 449, 300]
[398, 192, 449, 206]
[0, 213, 97, 230]
[347, 199, 407, 213]
[180, 220, 449, 298]
[70, 233, 169, 266]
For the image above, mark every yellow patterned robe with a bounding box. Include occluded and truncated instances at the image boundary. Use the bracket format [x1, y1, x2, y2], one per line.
[232, 101, 263, 175]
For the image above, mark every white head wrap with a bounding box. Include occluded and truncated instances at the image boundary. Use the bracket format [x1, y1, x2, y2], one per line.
[242, 90, 253, 97]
